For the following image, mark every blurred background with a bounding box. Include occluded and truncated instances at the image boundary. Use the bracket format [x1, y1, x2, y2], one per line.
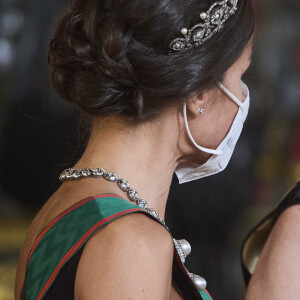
[0, 0, 299, 299]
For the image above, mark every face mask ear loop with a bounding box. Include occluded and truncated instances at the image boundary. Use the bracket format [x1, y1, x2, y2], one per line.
[183, 102, 223, 155]
[217, 81, 245, 112]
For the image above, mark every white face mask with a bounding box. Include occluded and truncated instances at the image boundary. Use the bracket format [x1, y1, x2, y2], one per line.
[175, 80, 250, 184]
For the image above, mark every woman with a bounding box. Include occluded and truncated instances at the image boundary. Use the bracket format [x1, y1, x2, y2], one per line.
[241, 181, 300, 299]
[15, 0, 256, 299]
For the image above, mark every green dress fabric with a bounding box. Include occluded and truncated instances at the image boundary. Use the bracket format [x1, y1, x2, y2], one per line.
[21, 193, 213, 300]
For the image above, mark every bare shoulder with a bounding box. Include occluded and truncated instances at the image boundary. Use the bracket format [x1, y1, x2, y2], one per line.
[75, 212, 174, 300]
[245, 204, 300, 300]
[280, 203, 300, 220]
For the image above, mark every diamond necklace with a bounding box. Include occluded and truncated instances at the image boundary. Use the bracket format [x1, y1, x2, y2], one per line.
[59, 167, 207, 291]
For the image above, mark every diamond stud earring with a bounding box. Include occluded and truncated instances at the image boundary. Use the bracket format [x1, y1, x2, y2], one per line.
[199, 108, 205, 114]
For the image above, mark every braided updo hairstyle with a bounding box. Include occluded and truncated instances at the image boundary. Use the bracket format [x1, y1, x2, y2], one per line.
[48, 0, 256, 123]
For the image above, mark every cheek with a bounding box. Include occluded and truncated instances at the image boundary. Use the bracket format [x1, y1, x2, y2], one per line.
[222, 101, 240, 133]
[188, 99, 239, 150]
[212, 101, 239, 147]
[202, 93, 240, 149]
[224, 76, 244, 102]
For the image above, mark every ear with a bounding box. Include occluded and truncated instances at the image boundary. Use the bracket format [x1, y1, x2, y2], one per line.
[185, 92, 207, 118]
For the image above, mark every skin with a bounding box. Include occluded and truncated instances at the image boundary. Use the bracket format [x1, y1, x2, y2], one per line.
[14, 39, 253, 300]
[245, 205, 300, 299]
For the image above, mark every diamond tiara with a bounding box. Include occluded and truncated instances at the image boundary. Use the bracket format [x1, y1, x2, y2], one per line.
[168, 0, 238, 54]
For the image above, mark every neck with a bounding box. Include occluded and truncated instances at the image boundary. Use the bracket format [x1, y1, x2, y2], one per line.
[72, 111, 183, 219]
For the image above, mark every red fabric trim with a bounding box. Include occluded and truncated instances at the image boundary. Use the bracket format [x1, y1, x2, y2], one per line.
[174, 250, 213, 300]
[27, 194, 123, 265]
[20, 193, 125, 300]
[203, 289, 213, 299]
[21, 193, 213, 299]
[37, 207, 145, 300]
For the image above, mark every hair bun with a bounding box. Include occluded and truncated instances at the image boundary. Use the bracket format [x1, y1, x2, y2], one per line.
[48, 7, 144, 119]
[48, 0, 255, 123]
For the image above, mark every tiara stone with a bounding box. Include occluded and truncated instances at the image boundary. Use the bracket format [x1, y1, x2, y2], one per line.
[168, 0, 239, 54]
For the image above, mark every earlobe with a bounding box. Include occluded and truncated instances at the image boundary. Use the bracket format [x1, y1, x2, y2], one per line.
[182, 97, 223, 156]
[186, 93, 206, 117]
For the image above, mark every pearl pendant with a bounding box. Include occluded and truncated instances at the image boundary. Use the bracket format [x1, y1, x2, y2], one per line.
[60, 166, 209, 293]
[178, 239, 191, 256]
[192, 274, 207, 291]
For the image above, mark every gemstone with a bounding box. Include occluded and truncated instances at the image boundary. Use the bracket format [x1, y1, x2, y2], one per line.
[192, 29, 205, 42]
[59, 173, 66, 181]
[146, 208, 158, 218]
[92, 168, 105, 177]
[158, 218, 165, 225]
[128, 188, 139, 201]
[217, 24, 223, 32]
[173, 239, 186, 264]
[118, 179, 130, 191]
[136, 199, 148, 209]
[73, 171, 80, 179]
[63, 168, 71, 174]
[205, 28, 211, 36]
[105, 172, 118, 181]
[80, 169, 91, 177]
[87, 168, 94, 175]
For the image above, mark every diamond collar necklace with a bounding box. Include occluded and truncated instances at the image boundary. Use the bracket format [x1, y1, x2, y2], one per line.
[59, 167, 207, 291]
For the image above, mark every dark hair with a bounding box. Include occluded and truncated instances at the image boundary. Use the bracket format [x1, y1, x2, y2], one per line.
[48, 0, 256, 123]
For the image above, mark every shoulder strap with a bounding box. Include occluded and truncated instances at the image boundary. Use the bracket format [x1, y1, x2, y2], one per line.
[240, 181, 300, 286]
[21, 194, 146, 300]
[21, 193, 212, 300]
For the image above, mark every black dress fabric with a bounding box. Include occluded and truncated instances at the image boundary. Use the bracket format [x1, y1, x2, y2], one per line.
[44, 228, 202, 300]
[44, 181, 300, 298]
[240, 180, 300, 286]
[44, 242, 201, 300]
[44, 245, 85, 299]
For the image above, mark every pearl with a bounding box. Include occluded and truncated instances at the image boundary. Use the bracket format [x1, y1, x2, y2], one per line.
[175, 43, 181, 49]
[200, 12, 207, 20]
[181, 28, 188, 35]
[192, 274, 207, 290]
[60, 166, 209, 293]
[178, 239, 191, 256]
[214, 13, 220, 19]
